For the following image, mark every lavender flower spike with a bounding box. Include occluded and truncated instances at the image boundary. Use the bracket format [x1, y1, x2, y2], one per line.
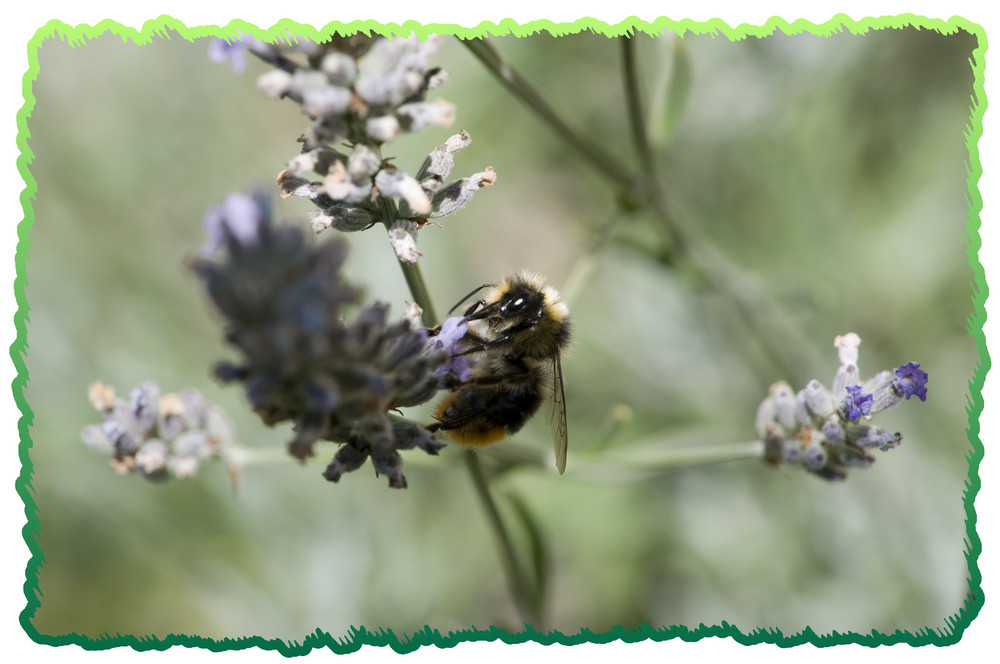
[755, 332, 928, 481]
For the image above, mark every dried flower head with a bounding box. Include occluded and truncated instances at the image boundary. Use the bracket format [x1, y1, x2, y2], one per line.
[755, 333, 928, 481]
[192, 192, 453, 487]
[81, 381, 244, 486]
[211, 31, 494, 264]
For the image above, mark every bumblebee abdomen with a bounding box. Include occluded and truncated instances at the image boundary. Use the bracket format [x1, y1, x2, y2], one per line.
[435, 380, 545, 447]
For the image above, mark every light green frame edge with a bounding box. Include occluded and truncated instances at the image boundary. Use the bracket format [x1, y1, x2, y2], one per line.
[11, 12, 988, 655]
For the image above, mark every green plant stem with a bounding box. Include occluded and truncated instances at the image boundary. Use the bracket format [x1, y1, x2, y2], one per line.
[463, 450, 542, 625]
[397, 261, 439, 326]
[612, 439, 765, 468]
[461, 38, 634, 192]
[569, 440, 766, 481]
[620, 35, 692, 261]
[621, 36, 656, 179]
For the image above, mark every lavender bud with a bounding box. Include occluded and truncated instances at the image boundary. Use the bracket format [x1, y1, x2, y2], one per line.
[755, 394, 778, 439]
[401, 302, 423, 330]
[135, 439, 169, 477]
[782, 440, 803, 464]
[130, 382, 160, 435]
[366, 115, 401, 143]
[770, 381, 798, 431]
[256, 69, 293, 99]
[831, 362, 860, 400]
[821, 417, 845, 444]
[310, 206, 375, 234]
[388, 223, 421, 264]
[429, 167, 497, 218]
[834, 332, 861, 366]
[168, 455, 201, 479]
[376, 169, 431, 215]
[81, 424, 113, 454]
[320, 52, 358, 85]
[302, 85, 353, 118]
[801, 379, 834, 419]
[802, 441, 828, 470]
[397, 98, 456, 132]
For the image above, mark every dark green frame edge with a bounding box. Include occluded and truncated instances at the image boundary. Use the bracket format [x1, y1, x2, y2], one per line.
[11, 12, 988, 654]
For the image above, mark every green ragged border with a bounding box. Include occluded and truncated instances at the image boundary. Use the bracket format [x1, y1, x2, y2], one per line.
[13, 12, 988, 654]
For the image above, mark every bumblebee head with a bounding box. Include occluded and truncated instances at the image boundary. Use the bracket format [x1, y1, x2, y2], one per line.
[461, 271, 570, 359]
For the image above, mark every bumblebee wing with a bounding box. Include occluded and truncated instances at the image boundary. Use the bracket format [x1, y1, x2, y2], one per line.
[549, 354, 568, 475]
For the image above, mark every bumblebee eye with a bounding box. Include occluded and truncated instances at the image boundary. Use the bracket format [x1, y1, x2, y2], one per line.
[505, 297, 526, 313]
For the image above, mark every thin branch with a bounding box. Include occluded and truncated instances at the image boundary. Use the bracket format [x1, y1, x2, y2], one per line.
[621, 36, 656, 177]
[461, 38, 634, 191]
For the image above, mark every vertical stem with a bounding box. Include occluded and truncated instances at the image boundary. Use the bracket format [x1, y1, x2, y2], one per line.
[397, 260, 439, 326]
[463, 450, 542, 625]
[621, 35, 656, 177]
[619, 35, 690, 258]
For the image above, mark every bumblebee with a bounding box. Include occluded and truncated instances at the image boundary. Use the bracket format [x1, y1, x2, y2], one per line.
[431, 271, 571, 474]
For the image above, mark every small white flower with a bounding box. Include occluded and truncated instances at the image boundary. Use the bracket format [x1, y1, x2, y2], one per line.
[256, 69, 293, 99]
[289, 70, 330, 96]
[135, 439, 168, 474]
[402, 302, 424, 330]
[388, 224, 421, 264]
[429, 167, 496, 218]
[322, 160, 351, 200]
[376, 169, 431, 215]
[321, 52, 358, 85]
[366, 115, 401, 143]
[834, 332, 861, 366]
[169, 455, 201, 479]
[302, 85, 352, 118]
[397, 98, 456, 132]
[284, 152, 320, 178]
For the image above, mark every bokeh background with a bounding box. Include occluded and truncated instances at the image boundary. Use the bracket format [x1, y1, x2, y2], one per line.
[21, 21, 982, 643]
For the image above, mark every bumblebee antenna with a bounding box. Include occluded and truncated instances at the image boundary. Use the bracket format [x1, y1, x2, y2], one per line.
[447, 283, 491, 315]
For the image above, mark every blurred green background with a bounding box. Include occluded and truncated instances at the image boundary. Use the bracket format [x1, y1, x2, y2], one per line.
[22, 22, 981, 643]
